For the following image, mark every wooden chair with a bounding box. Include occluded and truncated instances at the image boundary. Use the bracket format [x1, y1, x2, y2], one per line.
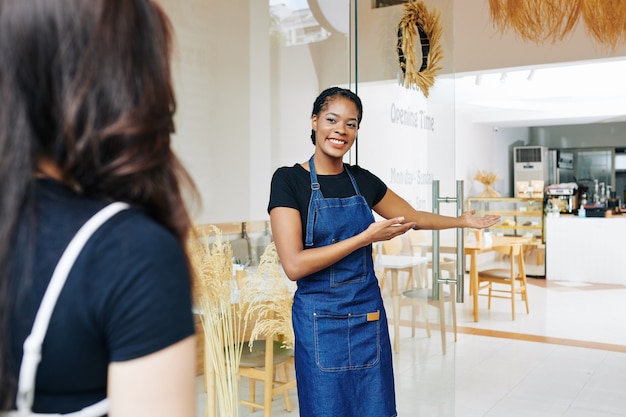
[477, 243, 529, 320]
[238, 243, 297, 417]
[201, 326, 296, 417]
[239, 332, 296, 417]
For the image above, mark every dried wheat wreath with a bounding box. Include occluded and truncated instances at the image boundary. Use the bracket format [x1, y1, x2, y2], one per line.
[397, 1, 444, 97]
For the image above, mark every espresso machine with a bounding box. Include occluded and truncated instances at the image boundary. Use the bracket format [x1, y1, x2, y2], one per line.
[546, 186, 578, 213]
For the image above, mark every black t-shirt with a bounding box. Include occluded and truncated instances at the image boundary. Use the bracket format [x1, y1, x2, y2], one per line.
[268, 163, 387, 241]
[7, 179, 195, 414]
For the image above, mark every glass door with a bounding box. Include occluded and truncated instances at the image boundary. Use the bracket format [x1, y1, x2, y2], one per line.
[356, 1, 457, 416]
[160, 0, 457, 415]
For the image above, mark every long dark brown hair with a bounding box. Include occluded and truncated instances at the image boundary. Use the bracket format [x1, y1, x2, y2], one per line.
[0, 0, 199, 407]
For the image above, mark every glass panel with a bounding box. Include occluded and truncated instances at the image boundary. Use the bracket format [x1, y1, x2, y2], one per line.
[268, 0, 354, 167]
[575, 148, 614, 203]
[577, 149, 612, 184]
[162, 0, 457, 415]
[356, 1, 456, 416]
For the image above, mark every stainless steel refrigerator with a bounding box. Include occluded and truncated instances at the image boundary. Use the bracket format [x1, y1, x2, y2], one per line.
[547, 149, 574, 185]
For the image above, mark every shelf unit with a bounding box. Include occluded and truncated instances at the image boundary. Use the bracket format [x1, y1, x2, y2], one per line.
[467, 197, 544, 243]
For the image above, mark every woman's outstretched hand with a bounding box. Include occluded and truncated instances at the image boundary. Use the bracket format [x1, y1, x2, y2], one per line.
[460, 210, 500, 229]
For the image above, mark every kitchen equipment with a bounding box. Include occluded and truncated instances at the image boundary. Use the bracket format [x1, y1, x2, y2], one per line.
[584, 205, 606, 217]
[607, 191, 620, 214]
[548, 149, 575, 184]
[545, 186, 578, 213]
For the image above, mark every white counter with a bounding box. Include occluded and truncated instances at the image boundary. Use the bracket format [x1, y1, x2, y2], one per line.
[545, 215, 626, 285]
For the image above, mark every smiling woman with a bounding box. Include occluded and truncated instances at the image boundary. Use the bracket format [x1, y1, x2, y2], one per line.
[266, 86, 500, 417]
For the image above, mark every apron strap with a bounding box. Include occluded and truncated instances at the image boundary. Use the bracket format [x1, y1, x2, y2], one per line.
[304, 156, 363, 247]
[15, 202, 130, 416]
[305, 156, 322, 247]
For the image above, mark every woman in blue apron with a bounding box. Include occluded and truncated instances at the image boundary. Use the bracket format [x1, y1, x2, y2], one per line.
[268, 87, 499, 416]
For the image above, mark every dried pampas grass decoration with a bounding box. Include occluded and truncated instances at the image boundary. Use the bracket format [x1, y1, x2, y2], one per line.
[397, 0, 444, 97]
[488, 0, 626, 50]
[581, 0, 626, 51]
[189, 228, 295, 417]
[188, 225, 250, 417]
[474, 169, 501, 197]
[243, 242, 295, 350]
[488, 0, 581, 43]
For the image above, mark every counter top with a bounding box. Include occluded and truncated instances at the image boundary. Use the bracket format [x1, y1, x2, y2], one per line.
[545, 216, 626, 285]
[552, 212, 625, 219]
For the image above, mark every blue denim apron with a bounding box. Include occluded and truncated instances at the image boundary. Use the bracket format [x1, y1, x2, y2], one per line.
[293, 156, 396, 417]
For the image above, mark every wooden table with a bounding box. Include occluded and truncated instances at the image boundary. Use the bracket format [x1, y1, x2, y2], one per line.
[414, 235, 532, 323]
[376, 254, 429, 352]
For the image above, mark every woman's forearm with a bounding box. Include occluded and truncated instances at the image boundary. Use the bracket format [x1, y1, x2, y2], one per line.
[274, 228, 371, 281]
[271, 207, 415, 281]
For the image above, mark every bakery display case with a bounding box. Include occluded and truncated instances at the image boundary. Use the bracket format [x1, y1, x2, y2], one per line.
[467, 197, 544, 242]
[467, 197, 546, 277]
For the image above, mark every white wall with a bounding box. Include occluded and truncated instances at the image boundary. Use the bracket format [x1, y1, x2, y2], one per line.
[454, 111, 529, 199]
[271, 44, 322, 170]
[159, 0, 213, 222]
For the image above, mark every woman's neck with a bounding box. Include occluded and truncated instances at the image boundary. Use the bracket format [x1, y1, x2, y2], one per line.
[311, 154, 344, 175]
[34, 157, 64, 181]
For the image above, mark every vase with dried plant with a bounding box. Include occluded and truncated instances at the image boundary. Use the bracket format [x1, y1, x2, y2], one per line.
[239, 243, 297, 414]
[188, 225, 252, 417]
[474, 169, 501, 197]
[243, 242, 295, 350]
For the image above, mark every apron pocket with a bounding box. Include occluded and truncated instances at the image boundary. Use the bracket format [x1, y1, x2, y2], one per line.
[330, 247, 368, 287]
[313, 311, 380, 371]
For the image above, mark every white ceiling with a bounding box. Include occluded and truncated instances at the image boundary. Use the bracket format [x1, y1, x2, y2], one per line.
[453, 58, 626, 128]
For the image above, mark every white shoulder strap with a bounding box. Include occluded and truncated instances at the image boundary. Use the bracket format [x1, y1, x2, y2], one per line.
[15, 202, 130, 416]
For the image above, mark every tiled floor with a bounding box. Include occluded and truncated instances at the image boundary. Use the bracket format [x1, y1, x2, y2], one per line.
[197, 276, 626, 417]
